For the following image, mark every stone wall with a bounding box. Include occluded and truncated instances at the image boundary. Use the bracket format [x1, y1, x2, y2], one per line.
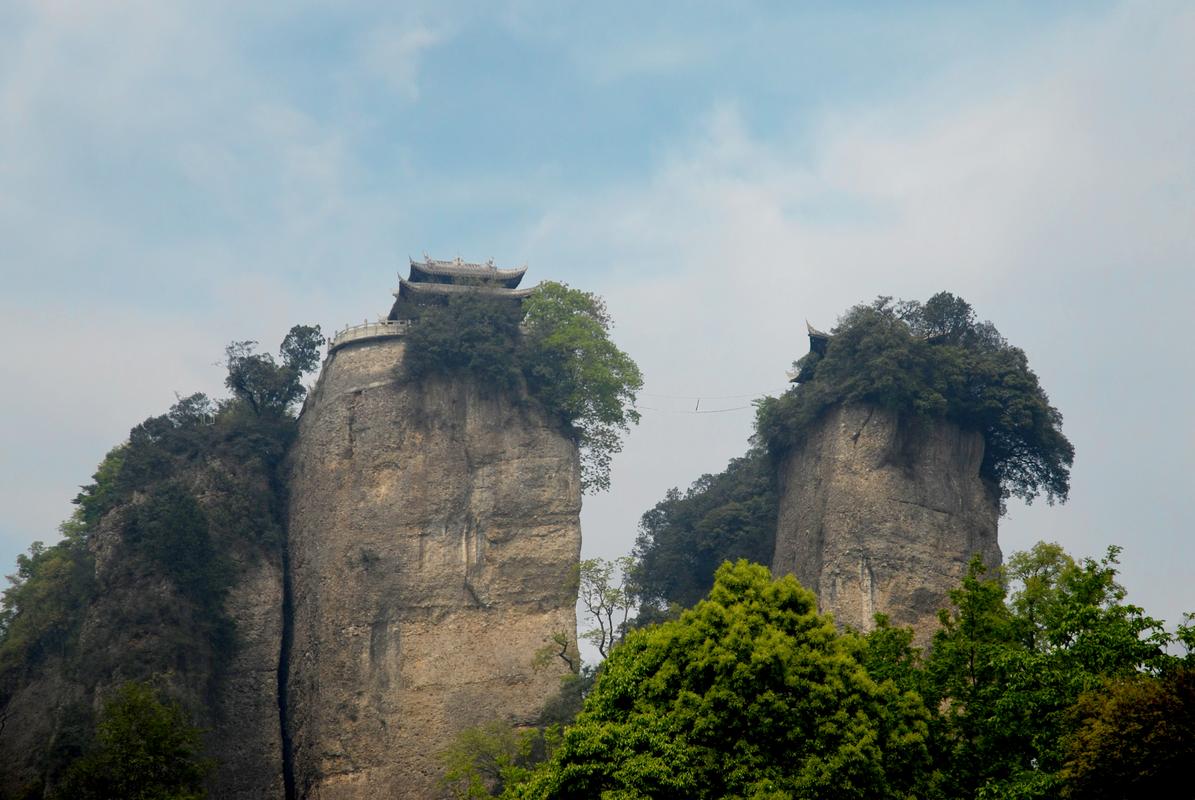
[772, 404, 1001, 644]
[286, 337, 581, 800]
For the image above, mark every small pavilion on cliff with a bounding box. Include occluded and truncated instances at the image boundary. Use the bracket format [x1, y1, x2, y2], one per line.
[328, 256, 533, 353]
[387, 256, 533, 320]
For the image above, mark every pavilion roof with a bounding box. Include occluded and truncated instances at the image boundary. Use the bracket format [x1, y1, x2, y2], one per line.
[408, 256, 527, 288]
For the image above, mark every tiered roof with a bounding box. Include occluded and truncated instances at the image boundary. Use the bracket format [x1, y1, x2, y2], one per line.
[388, 256, 534, 320]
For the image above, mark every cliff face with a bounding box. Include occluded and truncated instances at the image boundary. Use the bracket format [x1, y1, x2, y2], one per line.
[0, 459, 287, 799]
[286, 337, 581, 800]
[772, 404, 1001, 643]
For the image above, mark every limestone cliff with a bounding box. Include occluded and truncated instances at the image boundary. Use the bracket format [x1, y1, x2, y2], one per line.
[772, 404, 1001, 643]
[286, 335, 581, 800]
[0, 456, 287, 799]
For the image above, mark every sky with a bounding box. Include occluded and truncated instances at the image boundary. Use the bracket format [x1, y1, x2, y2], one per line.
[2, 1, 1192, 633]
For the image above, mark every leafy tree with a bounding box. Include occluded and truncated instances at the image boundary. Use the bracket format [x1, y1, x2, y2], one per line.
[440, 722, 562, 800]
[53, 682, 213, 800]
[577, 557, 635, 659]
[224, 324, 322, 415]
[1059, 669, 1195, 799]
[400, 282, 642, 492]
[521, 282, 643, 492]
[510, 561, 933, 799]
[632, 447, 776, 616]
[757, 293, 1074, 508]
[925, 545, 1176, 799]
[0, 522, 94, 679]
[403, 291, 525, 391]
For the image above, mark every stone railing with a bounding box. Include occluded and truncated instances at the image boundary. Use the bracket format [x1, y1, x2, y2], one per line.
[328, 320, 412, 353]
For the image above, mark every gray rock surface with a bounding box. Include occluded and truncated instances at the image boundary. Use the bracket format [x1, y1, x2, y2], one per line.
[286, 337, 581, 800]
[772, 404, 1001, 644]
[0, 464, 287, 799]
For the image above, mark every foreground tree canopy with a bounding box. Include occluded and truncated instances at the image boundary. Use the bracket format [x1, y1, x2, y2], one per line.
[756, 293, 1074, 507]
[402, 281, 643, 492]
[510, 561, 933, 799]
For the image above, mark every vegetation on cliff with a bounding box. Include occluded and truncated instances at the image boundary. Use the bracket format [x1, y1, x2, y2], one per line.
[630, 447, 776, 618]
[402, 281, 643, 491]
[756, 292, 1074, 507]
[0, 325, 320, 794]
[52, 681, 213, 800]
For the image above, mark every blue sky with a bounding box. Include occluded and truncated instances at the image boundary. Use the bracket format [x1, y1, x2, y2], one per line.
[2, 1, 1192, 632]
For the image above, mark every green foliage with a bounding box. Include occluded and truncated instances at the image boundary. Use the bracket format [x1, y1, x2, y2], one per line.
[521, 282, 643, 492]
[224, 324, 323, 415]
[924, 545, 1177, 799]
[510, 561, 933, 799]
[53, 682, 213, 800]
[577, 557, 635, 658]
[1, 324, 313, 788]
[403, 291, 525, 391]
[756, 293, 1074, 507]
[123, 483, 235, 661]
[631, 447, 777, 615]
[440, 721, 562, 800]
[1059, 669, 1195, 799]
[400, 282, 643, 492]
[0, 523, 95, 680]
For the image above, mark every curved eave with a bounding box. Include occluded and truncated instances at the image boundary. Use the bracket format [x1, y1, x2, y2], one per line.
[388, 279, 537, 319]
[408, 259, 527, 288]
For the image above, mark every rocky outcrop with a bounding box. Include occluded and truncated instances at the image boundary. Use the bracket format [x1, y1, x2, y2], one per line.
[772, 404, 1001, 643]
[0, 461, 288, 799]
[286, 337, 581, 800]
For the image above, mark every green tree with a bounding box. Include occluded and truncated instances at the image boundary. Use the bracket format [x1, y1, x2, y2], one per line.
[577, 557, 636, 659]
[440, 721, 562, 800]
[224, 324, 322, 415]
[0, 522, 94, 678]
[926, 545, 1175, 799]
[399, 282, 642, 492]
[402, 291, 525, 390]
[632, 447, 776, 616]
[1059, 669, 1195, 799]
[53, 682, 213, 800]
[521, 282, 643, 492]
[757, 293, 1073, 508]
[511, 561, 933, 799]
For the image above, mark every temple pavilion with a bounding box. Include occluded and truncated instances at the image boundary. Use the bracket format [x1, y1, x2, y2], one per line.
[388, 256, 534, 320]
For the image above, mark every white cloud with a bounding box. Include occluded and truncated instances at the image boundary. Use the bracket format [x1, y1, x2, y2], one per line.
[526, 3, 1195, 628]
[360, 24, 443, 101]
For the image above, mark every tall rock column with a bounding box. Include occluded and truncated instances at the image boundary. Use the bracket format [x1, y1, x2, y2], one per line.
[286, 335, 581, 799]
[772, 404, 1001, 643]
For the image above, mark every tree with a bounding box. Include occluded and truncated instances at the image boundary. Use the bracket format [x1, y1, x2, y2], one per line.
[757, 293, 1074, 508]
[53, 682, 213, 800]
[577, 557, 635, 659]
[1059, 669, 1195, 799]
[402, 291, 525, 390]
[925, 545, 1176, 799]
[632, 447, 776, 616]
[510, 561, 933, 799]
[224, 324, 323, 415]
[521, 282, 642, 492]
[398, 282, 642, 492]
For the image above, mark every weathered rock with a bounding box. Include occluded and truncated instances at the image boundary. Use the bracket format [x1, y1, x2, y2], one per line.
[772, 404, 1001, 644]
[0, 463, 288, 799]
[286, 337, 581, 800]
